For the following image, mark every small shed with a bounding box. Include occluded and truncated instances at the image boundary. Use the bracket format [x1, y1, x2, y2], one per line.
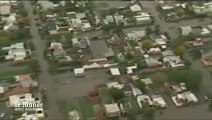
[109, 68, 121, 76]
[74, 68, 85, 77]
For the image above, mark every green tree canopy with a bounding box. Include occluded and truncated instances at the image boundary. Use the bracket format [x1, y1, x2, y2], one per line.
[142, 107, 155, 118]
[174, 45, 187, 56]
[135, 80, 146, 92]
[168, 69, 202, 90]
[109, 87, 125, 102]
[142, 39, 154, 50]
[145, 27, 153, 35]
[151, 72, 167, 86]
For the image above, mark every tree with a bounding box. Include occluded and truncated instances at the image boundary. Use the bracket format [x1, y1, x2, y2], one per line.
[151, 72, 167, 86]
[142, 107, 155, 119]
[176, 7, 184, 17]
[13, 28, 31, 40]
[109, 87, 124, 102]
[135, 80, 146, 92]
[142, 39, 153, 50]
[28, 60, 40, 72]
[174, 45, 186, 56]
[145, 27, 153, 35]
[191, 49, 202, 60]
[168, 69, 202, 90]
[154, 25, 160, 35]
[107, 8, 117, 15]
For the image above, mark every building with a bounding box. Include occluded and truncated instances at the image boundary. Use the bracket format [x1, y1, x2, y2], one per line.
[109, 68, 121, 76]
[137, 94, 153, 109]
[0, 4, 11, 15]
[114, 15, 124, 24]
[104, 103, 121, 117]
[130, 84, 143, 97]
[192, 2, 212, 15]
[15, 74, 38, 88]
[135, 12, 152, 25]
[107, 82, 124, 89]
[130, 4, 142, 12]
[180, 26, 192, 36]
[2, 42, 28, 61]
[126, 65, 137, 74]
[140, 78, 153, 85]
[68, 110, 80, 120]
[145, 57, 163, 68]
[151, 95, 167, 108]
[126, 30, 146, 41]
[74, 68, 85, 77]
[162, 51, 184, 68]
[201, 50, 212, 66]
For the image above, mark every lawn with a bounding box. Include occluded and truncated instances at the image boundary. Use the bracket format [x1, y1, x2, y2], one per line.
[128, 96, 141, 116]
[0, 68, 33, 78]
[45, 32, 73, 41]
[79, 97, 94, 120]
[98, 87, 113, 104]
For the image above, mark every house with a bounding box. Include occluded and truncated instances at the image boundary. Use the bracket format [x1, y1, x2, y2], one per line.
[180, 26, 192, 36]
[151, 35, 167, 49]
[74, 68, 85, 77]
[192, 2, 212, 15]
[0, 84, 8, 94]
[135, 12, 152, 25]
[104, 103, 121, 117]
[47, 19, 57, 34]
[7, 92, 43, 108]
[140, 78, 153, 85]
[162, 51, 184, 68]
[161, 5, 174, 10]
[68, 110, 80, 120]
[107, 82, 124, 89]
[171, 94, 186, 107]
[148, 47, 161, 55]
[145, 57, 163, 68]
[183, 91, 198, 103]
[17, 111, 45, 120]
[2, 42, 28, 61]
[201, 50, 212, 66]
[172, 91, 198, 107]
[126, 30, 146, 41]
[49, 42, 71, 62]
[130, 4, 142, 12]
[38, 1, 59, 10]
[72, 38, 89, 49]
[151, 95, 167, 108]
[207, 24, 212, 30]
[130, 84, 143, 97]
[104, 15, 114, 24]
[15, 74, 38, 88]
[114, 15, 124, 24]
[109, 68, 121, 76]
[0, 3, 11, 15]
[137, 94, 153, 109]
[126, 65, 137, 74]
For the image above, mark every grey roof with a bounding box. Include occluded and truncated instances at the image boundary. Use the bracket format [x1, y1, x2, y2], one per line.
[47, 19, 57, 30]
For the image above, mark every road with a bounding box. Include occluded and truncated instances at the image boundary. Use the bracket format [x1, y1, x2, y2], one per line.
[22, 1, 63, 120]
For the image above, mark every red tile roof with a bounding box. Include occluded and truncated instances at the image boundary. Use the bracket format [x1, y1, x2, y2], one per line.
[5, 86, 30, 97]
